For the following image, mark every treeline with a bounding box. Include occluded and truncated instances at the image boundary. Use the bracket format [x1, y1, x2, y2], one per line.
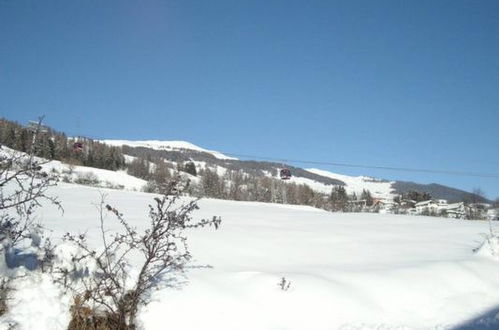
[0, 118, 125, 171]
[195, 168, 379, 212]
[130, 156, 377, 212]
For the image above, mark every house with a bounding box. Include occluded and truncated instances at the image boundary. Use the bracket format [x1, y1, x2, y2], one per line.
[415, 199, 450, 216]
[467, 203, 489, 220]
[415, 200, 439, 214]
[436, 199, 448, 206]
[373, 199, 397, 214]
[399, 199, 416, 209]
[441, 202, 467, 219]
[488, 209, 499, 221]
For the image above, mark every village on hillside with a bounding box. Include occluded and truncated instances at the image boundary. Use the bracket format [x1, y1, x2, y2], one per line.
[367, 196, 498, 220]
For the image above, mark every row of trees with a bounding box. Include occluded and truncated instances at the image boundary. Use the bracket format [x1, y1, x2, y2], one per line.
[133, 161, 377, 213]
[0, 118, 125, 171]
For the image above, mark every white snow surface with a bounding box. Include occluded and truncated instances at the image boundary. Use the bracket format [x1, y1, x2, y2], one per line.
[307, 168, 395, 199]
[3, 183, 499, 329]
[43, 160, 147, 191]
[0, 146, 146, 191]
[100, 139, 237, 160]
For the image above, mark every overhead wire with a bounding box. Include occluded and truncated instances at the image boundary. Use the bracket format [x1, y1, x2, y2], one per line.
[221, 152, 499, 179]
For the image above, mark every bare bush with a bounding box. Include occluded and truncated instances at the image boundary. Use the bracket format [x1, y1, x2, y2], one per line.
[0, 118, 62, 317]
[74, 172, 100, 186]
[278, 277, 291, 291]
[0, 118, 61, 258]
[57, 180, 221, 329]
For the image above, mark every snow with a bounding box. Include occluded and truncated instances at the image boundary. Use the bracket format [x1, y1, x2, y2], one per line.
[100, 139, 237, 160]
[307, 168, 395, 199]
[0, 272, 71, 330]
[42, 159, 147, 191]
[0, 146, 146, 191]
[3, 183, 499, 329]
[191, 160, 228, 177]
[123, 154, 137, 164]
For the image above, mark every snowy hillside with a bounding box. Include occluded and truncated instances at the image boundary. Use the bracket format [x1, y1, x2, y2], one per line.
[100, 139, 237, 160]
[307, 168, 395, 199]
[4, 183, 499, 329]
[0, 146, 146, 191]
[97, 139, 487, 203]
[43, 160, 146, 191]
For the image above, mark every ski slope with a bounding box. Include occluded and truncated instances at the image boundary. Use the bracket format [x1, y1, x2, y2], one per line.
[3, 183, 499, 329]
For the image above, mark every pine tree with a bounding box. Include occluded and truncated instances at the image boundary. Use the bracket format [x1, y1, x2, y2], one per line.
[330, 185, 348, 211]
[184, 162, 197, 176]
[360, 189, 374, 206]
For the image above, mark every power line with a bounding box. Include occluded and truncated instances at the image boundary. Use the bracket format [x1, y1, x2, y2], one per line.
[222, 152, 499, 179]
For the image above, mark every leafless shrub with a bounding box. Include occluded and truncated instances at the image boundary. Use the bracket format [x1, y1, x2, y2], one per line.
[0, 117, 61, 256]
[57, 178, 221, 328]
[74, 172, 100, 186]
[278, 277, 291, 291]
[0, 279, 9, 317]
[0, 117, 62, 316]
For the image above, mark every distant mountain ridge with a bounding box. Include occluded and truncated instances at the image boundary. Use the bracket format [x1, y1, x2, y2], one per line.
[392, 181, 490, 203]
[102, 139, 490, 203]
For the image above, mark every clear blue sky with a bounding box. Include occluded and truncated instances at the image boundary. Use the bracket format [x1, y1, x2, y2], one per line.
[1, 0, 498, 199]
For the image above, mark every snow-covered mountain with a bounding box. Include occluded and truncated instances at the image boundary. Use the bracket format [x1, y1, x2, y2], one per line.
[101, 139, 487, 203]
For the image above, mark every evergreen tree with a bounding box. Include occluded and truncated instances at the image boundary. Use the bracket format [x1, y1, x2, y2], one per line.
[184, 162, 197, 176]
[360, 189, 374, 206]
[330, 185, 348, 211]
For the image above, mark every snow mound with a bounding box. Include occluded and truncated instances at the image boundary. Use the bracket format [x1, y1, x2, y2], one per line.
[0, 273, 71, 330]
[475, 236, 499, 259]
[100, 139, 237, 160]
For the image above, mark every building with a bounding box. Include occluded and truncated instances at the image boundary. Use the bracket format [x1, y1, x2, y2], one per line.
[488, 209, 499, 221]
[441, 202, 467, 219]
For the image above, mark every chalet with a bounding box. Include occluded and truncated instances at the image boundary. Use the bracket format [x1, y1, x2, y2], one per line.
[441, 202, 467, 219]
[413, 199, 453, 216]
[415, 200, 440, 214]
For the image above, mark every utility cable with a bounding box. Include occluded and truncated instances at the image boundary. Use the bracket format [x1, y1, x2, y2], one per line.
[222, 152, 499, 179]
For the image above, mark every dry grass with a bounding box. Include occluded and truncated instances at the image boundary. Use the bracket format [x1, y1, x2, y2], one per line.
[67, 296, 130, 330]
[0, 281, 9, 317]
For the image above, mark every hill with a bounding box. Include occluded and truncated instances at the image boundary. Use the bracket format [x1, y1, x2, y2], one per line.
[102, 139, 489, 203]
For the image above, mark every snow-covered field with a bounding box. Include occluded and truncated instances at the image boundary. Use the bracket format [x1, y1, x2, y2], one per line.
[3, 183, 499, 329]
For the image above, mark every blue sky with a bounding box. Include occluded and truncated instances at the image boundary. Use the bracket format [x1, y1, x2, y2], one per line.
[1, 0, 498, 198]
